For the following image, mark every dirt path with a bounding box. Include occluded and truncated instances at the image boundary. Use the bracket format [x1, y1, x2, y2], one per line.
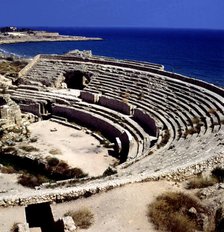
[0, 180, 182, 231]
[52, 180, 181, 232]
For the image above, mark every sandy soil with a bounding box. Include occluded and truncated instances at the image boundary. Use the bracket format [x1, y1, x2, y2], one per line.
[0, 120, 115, 195]
[28, 120, 116, 177]
[0, 180, 181, 231]
[0, 205, 26, 231]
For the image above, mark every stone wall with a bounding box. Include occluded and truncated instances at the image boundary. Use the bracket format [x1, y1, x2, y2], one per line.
[98, 96, 133, 115]
[18, 55, 40, 77]
[133, 109, 158, 137]
[80, 91, 99, 103]
[51, 104, 130, 157]
[19, 103, 41, 116]
[0, 153, 223, 208]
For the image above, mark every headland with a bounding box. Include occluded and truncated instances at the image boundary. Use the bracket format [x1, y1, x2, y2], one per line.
[0, 26, 102, 45]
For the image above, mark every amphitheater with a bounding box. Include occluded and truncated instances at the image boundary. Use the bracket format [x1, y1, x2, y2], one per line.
[0, 50, 224, 208]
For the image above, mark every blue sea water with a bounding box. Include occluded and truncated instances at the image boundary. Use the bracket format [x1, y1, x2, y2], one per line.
[0, 27, 224, 87]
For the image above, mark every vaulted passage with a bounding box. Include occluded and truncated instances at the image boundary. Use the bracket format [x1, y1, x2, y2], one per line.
[64, 70, 92, 90]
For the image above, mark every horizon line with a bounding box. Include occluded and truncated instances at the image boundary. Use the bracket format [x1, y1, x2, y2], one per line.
[1, 25, 224, 31]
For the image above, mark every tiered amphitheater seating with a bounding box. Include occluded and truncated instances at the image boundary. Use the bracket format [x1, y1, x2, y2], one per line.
[0, 51, 223, 207]
[14, 52, 224, 173]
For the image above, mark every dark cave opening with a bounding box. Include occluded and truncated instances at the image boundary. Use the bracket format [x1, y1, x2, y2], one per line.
[63, 70, 91, 90]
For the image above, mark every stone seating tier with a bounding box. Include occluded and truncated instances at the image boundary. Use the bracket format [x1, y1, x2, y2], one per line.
[1, 52, 222, 206]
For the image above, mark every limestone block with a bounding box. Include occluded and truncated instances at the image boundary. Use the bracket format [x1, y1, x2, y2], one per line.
[62, 216, 77, 232]
[19, 103, 41, 116]
[0, 74, 12, 88]
[80, 91, 99, 103]
[99, 95, 133, 115]
[17, 223, 30, 232]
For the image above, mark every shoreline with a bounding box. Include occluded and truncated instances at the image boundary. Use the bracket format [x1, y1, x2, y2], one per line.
[0, 36, 103, 45]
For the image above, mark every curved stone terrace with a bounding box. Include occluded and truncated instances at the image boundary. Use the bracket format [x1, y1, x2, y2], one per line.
[0, 50, 223, 206]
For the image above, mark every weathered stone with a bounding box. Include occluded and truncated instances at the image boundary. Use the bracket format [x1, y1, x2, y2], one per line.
[17, 223, 29, 232]
[103, 166, 117, 177]
[62, 216, 77, 232]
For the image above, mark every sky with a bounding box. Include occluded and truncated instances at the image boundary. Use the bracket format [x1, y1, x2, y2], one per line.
[0, 0, 224, 30]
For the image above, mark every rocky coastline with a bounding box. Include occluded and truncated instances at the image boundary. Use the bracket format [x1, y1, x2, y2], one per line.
[0, 28, 102, 45]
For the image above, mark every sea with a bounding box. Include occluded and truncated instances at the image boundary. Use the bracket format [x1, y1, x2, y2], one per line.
[0, 27, 224, 87]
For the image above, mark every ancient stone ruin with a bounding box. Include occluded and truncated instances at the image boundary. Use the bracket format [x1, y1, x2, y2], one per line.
[0, 50, 223, 219]
[0, 94, 22, 130]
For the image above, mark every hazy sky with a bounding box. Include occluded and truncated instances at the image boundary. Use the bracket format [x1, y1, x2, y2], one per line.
[0, 0, 224, 29]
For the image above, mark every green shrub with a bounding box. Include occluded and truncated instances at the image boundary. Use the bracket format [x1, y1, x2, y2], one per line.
[64, 208, 94, 229]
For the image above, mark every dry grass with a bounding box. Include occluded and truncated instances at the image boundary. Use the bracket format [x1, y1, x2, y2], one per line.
[186, 167, 224, 190]
[148, 192, 208, 232]
[2, 146, 17, 154]
[157, 129, 170, 148]
[46, 157, 88, 179]
[46, 156, 60, 166]
[186, 176, 218, 189]
[64, 208, 94, 229]
[30, 136, 38, 143]
[183, 127, 199, 138]
[0, 60, 27, 77]
[208, 108, 217, 114]
[10, 223, 19, 232]
[49, 148, 62, 155]
[192, 117, 200, 124]
[19, 145, 39, 152]
[0, 165, 16, 174]
[18, 173, 49, 188]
